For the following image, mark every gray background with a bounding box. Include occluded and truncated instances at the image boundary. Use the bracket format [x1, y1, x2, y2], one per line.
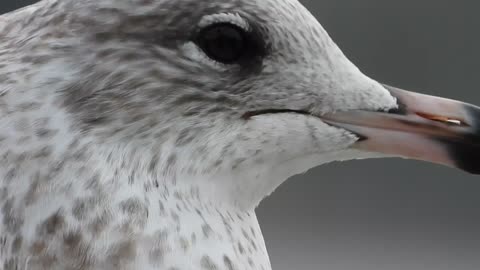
[2, 1, 480, 270]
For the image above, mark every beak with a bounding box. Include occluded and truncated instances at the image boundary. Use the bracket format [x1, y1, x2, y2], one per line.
[321, 85, 480, 174]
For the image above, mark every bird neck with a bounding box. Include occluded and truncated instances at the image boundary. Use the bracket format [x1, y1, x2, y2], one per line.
[131, 181, 272, 270]
[100, 145, 274, 268]
[92, 145, 273, 269]
[0, 141, 272, 269]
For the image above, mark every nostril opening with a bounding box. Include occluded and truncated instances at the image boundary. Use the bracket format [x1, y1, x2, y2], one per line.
[382, 101, 408, 115]
[385, 107, 405, 114]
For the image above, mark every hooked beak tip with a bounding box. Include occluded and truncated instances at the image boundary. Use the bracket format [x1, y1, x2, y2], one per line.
[439, 105, 480, 174]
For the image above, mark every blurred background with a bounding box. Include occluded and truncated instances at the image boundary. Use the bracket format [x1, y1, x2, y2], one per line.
[2, 1, 480, 270]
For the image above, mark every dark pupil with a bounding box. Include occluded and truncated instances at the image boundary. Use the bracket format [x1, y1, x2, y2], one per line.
[200, 24, 246, 63]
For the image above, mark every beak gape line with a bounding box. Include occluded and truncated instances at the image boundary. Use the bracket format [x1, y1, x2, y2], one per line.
[321, 85, 480, 174]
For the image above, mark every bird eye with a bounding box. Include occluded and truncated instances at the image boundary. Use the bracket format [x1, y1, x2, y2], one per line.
[195, 23, 253, 64]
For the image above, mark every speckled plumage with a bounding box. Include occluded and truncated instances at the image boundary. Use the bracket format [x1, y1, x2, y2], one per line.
[0, 0, 397, 269]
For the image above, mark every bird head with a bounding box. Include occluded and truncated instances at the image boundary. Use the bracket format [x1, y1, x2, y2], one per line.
[5, 0, 479, 209]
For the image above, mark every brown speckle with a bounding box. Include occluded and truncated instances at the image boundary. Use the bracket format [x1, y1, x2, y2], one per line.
[248, 257, 255, 267]
[250, 226, 256, 237]
[17, 102, 41, 112]
[11, 235, 22, 253]
[63, 231, 83, 249]
[159, 200, 166, 216]
[191, 232, 197, 245]
[72, 200, 86, 220]
[4, 168, 17, 182]
[148, 230, 170, 265]
[200, 255, 218, 270]
[120, 197, 144, 215]
[108, 239, 137, 266]
[35, 128, 58, 139]
[179, 236, 189, 252]
[223, 255, 236, 270]
[30, 240, 46, 255]
[38, 210, 64, 235]
[238, 242, 245, 254]
[24, 173, 41, 206]
[202, 223, 213, 238]
[88, 211, 111, 235]
[32, 145, 53, 159]
[4, 258, 18, 270]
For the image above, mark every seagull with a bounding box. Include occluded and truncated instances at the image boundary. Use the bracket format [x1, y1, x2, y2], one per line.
[1, 0, 479, 269]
